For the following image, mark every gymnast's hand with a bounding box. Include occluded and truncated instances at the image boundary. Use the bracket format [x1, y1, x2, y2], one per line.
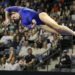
[2, 19, 10, 26]
[31, 19, 36, 28]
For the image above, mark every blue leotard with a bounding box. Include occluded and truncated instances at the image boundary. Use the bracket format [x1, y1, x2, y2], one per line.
[5, 6, 43, 29]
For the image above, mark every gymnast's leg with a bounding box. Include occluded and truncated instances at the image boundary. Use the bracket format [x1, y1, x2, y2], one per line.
[39, 12, 75, 35]
[40, 25, 59, 35]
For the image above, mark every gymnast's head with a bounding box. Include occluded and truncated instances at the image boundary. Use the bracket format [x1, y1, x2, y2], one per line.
[10, 12, 20, 21]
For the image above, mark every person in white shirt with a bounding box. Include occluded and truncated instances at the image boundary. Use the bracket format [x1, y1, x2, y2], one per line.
[4, 56, 22, 71]
[41, 40, 51, 54]
[47, 33, 54, 43]
[40, 29, 50, 38]
[19, 40, 31, 57]
[0, 31, 14, 44]
[29, 31, 38, 41]
[0, 56, 6, 70]
[31, 42, 40, 56]
[35, 40, 51, 63]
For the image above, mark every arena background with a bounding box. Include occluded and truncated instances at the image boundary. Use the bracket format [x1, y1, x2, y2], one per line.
[0, 0, 75, 72]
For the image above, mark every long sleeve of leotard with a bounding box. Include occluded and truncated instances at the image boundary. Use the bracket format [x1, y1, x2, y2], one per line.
[5, 6, 21, 12]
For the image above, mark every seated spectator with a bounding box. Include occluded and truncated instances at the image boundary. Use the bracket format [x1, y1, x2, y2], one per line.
[28, 29, 39, 45]
[8, 20, 17, 32]
[0, 31, 13, 44]
[47, 33, 54, 43]
[0, 7, 5, 22]
[35, 40, 51, 63]
[15, 57, 26, 70]
[31, 42, 38, 55]
[25, 2, 30, 8]
[39, 29, 50, 39]
[19, 40, 31, 57]
[23, 31, 30, 41]
[40, 40, 51, 54]
[0, 55, 6, 70]
[4, 47, 22, 71]
[13, 35, 20, 49]
[51, 34, 59, 49]
[18, 25, 25, 35]
[23, 48, 35, 70]
[55, 50, 72, 69]
[71, 52, 75, 66]
[49, 34, 61, 59]
[14, 29, 19, 36]
[7, 46, 16, 61]
[36, 36, 43, 49]
[5, 55, 21, 71]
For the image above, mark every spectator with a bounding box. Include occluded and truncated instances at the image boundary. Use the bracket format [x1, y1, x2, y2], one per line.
[25, 2, 30, 8]
[0, 31, 13, 44]
[31, 42, 38, 56]
[55, 50, 72, 69]
[23, 31, 30, 41]
[24, 48, 35, 70]
[18, 25, 25, 35]
[41, 40, 51, 52]
[51, 34, 59, 49]
[35, 40, 51, 63]
[47, 33, 54, 43]
[0, 7, 5, 22]
[0, 55, 6, 70]
[19, 40, 31, 57]
[39, 28, 50, 39]
[7, 47, 15, 61]
[51, 4, 60, 13]
[8, 20, 17, 32]
[36, 36, 43, 49]
[13, 35, 20, 49]
[5, 55, 21, 71]
[15, 0, 20, 6]
[28, 29, 38, 46]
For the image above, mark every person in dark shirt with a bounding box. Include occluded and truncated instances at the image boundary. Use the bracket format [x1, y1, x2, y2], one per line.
[55, 50, 72, 69]
[24, 48, 35, 70]
[60, 50, 72, 68]
[13, 35, 20, 49]
[36, 36, 43, 48]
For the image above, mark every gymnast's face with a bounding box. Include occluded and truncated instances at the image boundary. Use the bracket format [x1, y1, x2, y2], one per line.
[11, 12, 20, 20]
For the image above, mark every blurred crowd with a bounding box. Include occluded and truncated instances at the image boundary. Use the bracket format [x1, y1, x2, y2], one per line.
[0, 0, 75, 71]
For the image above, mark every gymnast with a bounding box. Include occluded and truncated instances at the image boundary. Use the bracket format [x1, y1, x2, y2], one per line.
[3, 6, 75, 35]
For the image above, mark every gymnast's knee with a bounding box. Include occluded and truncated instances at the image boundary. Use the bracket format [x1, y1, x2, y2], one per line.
[39, 12, 48, 19]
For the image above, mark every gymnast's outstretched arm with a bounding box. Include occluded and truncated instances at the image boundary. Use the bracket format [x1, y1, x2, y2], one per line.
[2, 10, 10, 25]
[3, 6, 20, 25]
[39, 12, 75, 36]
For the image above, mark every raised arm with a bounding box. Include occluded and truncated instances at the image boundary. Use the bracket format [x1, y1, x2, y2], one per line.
[5, 6, 21, 13]
[5, 6, 21, 19]
[2, 10, 10, 26]
[5, 10, 9, 20]
[3, 6, 21, 26]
